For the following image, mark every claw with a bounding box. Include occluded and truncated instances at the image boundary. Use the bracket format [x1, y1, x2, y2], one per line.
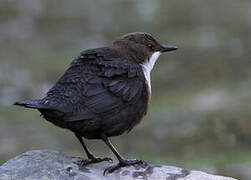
[79, 159, 90, 166]
[103, 159, 148, 175]
[77, 156, 113, 166]
[91, 157, 113, 163]
[102, 157, 113, 162]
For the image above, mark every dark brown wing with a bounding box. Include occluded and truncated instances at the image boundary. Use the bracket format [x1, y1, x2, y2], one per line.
[42, 48, 146, 122]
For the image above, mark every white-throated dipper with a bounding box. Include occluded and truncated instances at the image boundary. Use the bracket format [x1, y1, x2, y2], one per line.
[14, 32, 178, 174]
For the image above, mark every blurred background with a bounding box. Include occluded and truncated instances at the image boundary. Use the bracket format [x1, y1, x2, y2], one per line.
[0, 0, 250, 179]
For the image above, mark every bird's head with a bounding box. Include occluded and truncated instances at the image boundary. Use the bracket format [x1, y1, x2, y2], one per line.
[113, 32, 177, 67]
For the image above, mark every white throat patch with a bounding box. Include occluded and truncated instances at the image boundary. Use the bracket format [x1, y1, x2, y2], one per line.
[140, 51, 161, 92]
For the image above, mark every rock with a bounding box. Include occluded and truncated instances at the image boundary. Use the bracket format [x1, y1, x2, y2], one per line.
[0, 150, 237, 180]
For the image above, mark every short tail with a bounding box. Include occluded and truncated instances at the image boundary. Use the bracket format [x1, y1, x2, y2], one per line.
[14, 99, 43, 109]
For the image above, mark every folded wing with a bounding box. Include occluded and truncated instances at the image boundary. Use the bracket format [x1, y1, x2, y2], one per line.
[42, 48, 146, 122]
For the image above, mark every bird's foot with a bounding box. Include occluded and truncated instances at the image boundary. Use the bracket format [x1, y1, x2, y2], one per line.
[78, 156, 113, 166]
[103, 159, 148, 175]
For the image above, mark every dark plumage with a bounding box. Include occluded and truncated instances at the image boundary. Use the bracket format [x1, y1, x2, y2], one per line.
[14, 32, 177, 174]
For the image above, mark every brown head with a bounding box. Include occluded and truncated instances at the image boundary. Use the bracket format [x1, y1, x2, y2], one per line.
[113, 32, 177, 63]
[113, 32, 178, 91]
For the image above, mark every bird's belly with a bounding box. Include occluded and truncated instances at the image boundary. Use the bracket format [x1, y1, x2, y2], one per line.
[40, 90, 149, 140]
[40, 105, 146, 140]
[73, 102, 148, 139]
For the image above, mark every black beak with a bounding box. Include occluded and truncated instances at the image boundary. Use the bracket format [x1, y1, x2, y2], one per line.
[161, 45, 178, 53]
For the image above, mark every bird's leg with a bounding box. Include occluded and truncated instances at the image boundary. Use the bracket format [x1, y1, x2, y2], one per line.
[101, 134, 148, 175]
[74, 133, 112, 166]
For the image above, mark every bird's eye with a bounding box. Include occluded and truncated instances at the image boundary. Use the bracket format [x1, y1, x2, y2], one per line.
[147, 44, 153, 49]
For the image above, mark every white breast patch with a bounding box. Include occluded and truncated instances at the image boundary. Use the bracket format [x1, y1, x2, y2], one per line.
[140, 52, 161, 92]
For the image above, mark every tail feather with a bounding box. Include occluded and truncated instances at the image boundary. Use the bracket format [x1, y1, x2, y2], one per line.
[14, 99, 66, 113]
[14, 99, 44, 109]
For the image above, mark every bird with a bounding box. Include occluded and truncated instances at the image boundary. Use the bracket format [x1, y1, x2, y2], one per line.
[14, 32, 178, 174]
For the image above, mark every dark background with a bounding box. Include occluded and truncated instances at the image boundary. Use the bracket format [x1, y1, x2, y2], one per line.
[0, 0, 250, 179]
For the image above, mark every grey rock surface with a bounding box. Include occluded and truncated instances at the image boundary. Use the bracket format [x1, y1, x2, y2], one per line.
[0, 150, 238, 180]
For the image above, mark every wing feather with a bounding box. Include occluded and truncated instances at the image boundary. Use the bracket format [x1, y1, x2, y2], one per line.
[44, 48, 146, 122]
